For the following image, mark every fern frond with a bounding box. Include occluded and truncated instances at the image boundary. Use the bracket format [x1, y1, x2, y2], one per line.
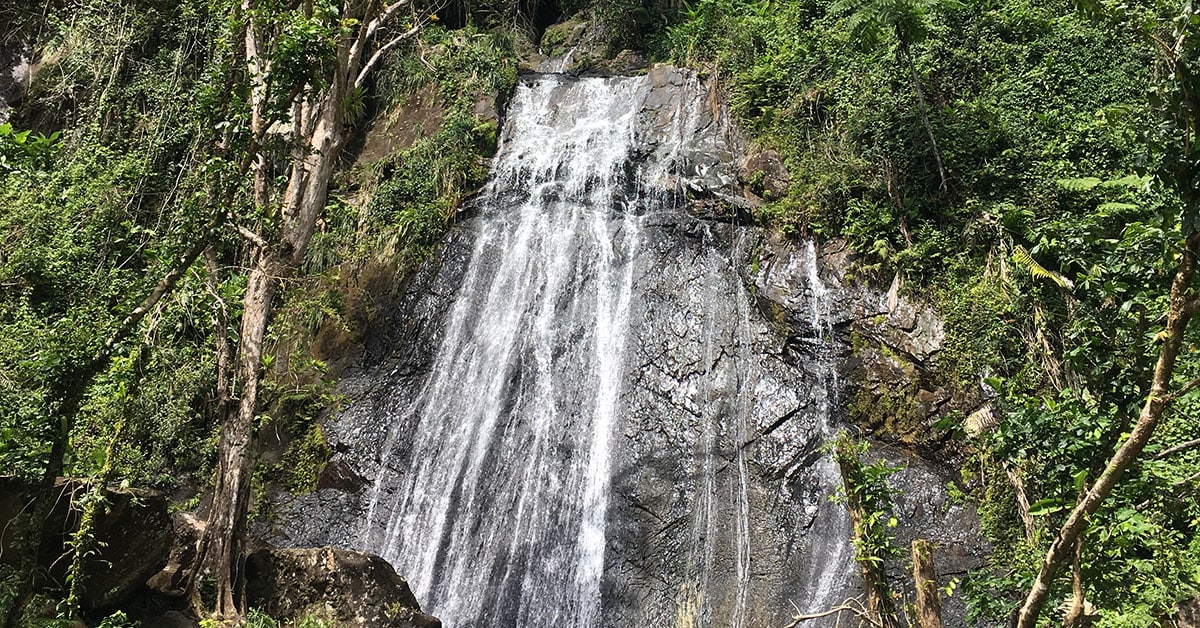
[1013, 245, 1074, 290]
[1096, 202, 1138, 213]
[1057, 177, 1103, 191]
[1099, 174, 1150, 190]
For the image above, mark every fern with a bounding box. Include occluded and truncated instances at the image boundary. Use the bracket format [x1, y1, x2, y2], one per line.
[1013, 245, 1074, 289]
[1056, 177, 1103, 191]
[1099, 174, 1150, 190]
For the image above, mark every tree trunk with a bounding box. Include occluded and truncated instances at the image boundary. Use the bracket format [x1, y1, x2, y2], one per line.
[1015, 231, 1200, 627]
[189, 1, 426, 617]
[201, 256, 278, 617]
[911, 540, 944, 628]
[900, 43, 948, 191]
[194, 89, 347, 620]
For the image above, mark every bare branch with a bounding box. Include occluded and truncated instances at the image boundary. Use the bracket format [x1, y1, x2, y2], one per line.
[355, 21, 423, 89]
[348, 0, 413, 71]
[366, 0, 414, 41]
[231, 223, 269, 251]
[1165, 372, 1200, 405]
[1156, 437, 1200, 460]
[1173, 469, 1200, 487]
[784, 597, 878, 628]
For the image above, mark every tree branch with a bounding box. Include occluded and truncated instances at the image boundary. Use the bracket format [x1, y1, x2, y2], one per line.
[1155, 437, 1200, 460]
[93, 217, 220, 364]
[1173, 469, 1200, 487]
[354, 20, 423, 89]
[347, 0, 412, 71]
[784, 598, 877, 628]
[231, 223, 269, 251]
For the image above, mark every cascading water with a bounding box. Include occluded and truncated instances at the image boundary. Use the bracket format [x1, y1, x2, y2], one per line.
[358, 76, 652, 626]
[292, 67, 858, 628]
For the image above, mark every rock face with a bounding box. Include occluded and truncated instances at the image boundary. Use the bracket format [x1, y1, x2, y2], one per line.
[0, 38, 33, 124]
[753, 236, 988, 456]
[275, 66, 989, 627]
[146, 512, 206, 598]
[245, 547, 440, 627]
[0, 477, 173, 610]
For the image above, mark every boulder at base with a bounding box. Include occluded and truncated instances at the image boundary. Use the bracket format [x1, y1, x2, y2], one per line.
[245, 547, 440, 627]
[0, 476, 173, 611]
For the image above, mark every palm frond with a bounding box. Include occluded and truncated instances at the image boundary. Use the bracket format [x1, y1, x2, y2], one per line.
[1013, 245, 1074, 290]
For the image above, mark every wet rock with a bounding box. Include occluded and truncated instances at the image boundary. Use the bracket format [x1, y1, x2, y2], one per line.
[275, 72, 989, 628]
[538, 17, 590, 60]
[0, 41, 33, 124]
[608, 49, 648, 73]
[752, 236, 981, 455]
[882, 451, 993, 628]
[739, 149, 790, 201]
[244, 547, 440, 627]
[0, 477, 173, 610]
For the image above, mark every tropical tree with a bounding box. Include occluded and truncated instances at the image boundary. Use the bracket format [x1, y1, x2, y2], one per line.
[830, 0, 960, 189]
[1014, 2, 1200, 625]
[187, 0, 433, 619]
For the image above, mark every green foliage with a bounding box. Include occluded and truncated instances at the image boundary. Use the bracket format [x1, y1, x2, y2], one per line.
[0, 0, 236, 484]
[96, 611, 136, 628]
[830, 0, 963, 50]
[0, 123, 61, 174]
[830, 434, 903, 566]
[662, 0, 1199, 623]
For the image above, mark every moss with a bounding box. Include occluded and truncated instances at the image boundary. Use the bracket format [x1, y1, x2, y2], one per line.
[975, 454, 1028, 565]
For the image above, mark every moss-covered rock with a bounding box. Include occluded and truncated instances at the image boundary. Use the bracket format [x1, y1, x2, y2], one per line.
[244, 547, 440, 627]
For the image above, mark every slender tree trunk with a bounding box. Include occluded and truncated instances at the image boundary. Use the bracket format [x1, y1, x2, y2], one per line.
[191, 1, 428, 617]
[911, 540, 944, 628]
[203, 257, 279, 618]
[900, 43, 948, 190]
[196, 91, 347, 620]
[1016, 232, 1200, 627]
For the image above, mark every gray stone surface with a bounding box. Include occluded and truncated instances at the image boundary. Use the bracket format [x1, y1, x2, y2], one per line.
[245, 547, 440, 627]
[276, 67, 991, 627]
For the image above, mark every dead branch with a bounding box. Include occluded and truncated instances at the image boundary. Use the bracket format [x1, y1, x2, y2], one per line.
[784, 597, 878, 628]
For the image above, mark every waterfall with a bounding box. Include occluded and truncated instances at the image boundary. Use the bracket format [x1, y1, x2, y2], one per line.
[311, 69, 857, 628]
[359, 75, 666, 627]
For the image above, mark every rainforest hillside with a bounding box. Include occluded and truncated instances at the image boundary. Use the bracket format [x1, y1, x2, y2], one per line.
[0, 0, 1198, 626]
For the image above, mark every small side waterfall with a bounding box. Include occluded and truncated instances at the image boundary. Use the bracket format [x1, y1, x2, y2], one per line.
[304, 68, 857, 628]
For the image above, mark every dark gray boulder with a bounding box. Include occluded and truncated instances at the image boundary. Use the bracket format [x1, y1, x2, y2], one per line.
[0, 477, 173, 611]
[244, 547, 440, 627]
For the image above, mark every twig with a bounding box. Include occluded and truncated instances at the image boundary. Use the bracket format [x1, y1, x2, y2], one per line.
[231, 223, 269, 251]
[1165, 373, 1200, 404]
[784, 597, 879, 628]
[1173, 469, 1200, 487]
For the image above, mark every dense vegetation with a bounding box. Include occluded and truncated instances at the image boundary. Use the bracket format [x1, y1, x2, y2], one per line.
[0, 0, 1197, 625]
[655, 0, 1200, 624]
